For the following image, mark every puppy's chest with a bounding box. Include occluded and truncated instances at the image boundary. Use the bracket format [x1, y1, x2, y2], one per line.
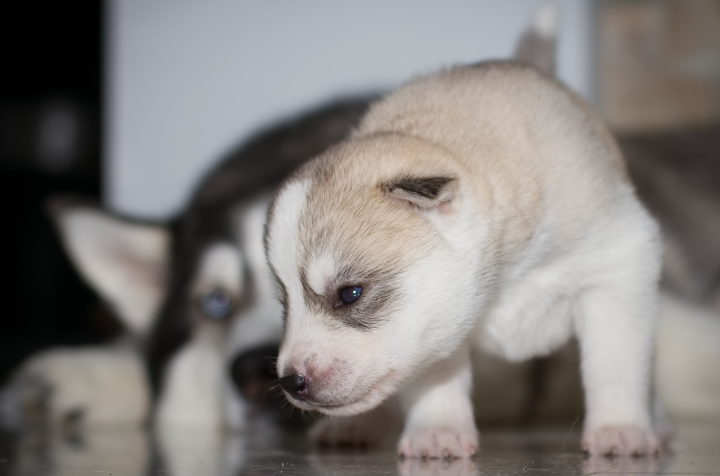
[474, 258, 583, 362]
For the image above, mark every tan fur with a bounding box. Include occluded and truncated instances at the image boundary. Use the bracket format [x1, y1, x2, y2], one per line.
[300, 62, 630, 269]
[300, 136, 457, 273]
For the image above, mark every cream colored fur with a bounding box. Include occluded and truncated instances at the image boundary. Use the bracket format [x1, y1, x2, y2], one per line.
[266, 61, 663, 457]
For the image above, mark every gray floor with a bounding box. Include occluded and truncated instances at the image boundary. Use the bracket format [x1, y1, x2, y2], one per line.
[1, 423, 718, 476]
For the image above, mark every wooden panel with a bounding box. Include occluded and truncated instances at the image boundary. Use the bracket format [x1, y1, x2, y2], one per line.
[597, 0, 720, 132]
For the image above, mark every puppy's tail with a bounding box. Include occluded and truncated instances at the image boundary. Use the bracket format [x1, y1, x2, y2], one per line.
[514, 3, 558, 76]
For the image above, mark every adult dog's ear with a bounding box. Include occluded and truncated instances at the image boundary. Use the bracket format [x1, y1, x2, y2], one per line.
[47, 197, 170, 335]
[383, 176, 457, 212]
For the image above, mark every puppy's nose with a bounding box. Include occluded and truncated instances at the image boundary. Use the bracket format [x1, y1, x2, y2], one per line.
[279, 373, 308, 397]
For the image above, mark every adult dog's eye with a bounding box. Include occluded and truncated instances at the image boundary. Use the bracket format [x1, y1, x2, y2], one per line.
[199, 289, 235, 320]
[338, 286, 363, 305]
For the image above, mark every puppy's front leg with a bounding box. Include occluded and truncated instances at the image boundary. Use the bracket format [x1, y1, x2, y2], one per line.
[577, 286, 660, 456]
[398, 342, 478, 459]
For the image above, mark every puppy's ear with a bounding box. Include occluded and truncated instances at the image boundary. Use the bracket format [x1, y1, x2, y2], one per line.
[383, 176, 456, 211]
[47, 197, 170, 335]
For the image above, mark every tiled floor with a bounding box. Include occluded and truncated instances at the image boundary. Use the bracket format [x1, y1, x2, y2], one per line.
[0, 423, 718, 476]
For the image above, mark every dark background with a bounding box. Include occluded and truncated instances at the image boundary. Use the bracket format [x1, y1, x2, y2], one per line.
[0, 2, 106, 385]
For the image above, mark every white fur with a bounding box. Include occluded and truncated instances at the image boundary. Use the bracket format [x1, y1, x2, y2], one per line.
[156, 327, 225, 429]
[398, 343, 478, 458]
[194, 243, 244, 296]
[266, 179, 311, 313]
[306, 253, 341, 297]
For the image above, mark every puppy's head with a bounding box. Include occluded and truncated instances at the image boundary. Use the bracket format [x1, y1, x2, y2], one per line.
[265, 133, 496, 416]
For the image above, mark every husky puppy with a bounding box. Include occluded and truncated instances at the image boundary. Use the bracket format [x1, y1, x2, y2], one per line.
[265, 32, 664, 463]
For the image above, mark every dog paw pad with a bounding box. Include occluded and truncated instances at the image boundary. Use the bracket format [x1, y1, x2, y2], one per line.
[582, 425, 660, 456]
[398, 427, 478, 459]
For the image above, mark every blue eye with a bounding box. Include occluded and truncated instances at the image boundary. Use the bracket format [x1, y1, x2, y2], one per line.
[339, 286, 363, 305]
[200, 289, 234, 320]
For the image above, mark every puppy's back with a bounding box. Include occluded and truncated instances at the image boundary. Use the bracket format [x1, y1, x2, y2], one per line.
[357, 62, 635, 231]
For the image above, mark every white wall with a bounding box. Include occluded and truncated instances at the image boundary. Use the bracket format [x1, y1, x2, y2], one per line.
[107, 0, 592, 219]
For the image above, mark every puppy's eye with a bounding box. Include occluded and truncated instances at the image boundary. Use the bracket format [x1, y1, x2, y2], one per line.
[338, 286, 363, 306]
[199, 289, 235, 320]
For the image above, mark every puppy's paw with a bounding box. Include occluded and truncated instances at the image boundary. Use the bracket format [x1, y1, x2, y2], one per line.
[398, 427, 479, 459]
[582, 425, 660, 456]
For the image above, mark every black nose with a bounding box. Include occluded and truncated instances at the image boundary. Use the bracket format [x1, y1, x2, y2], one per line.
[279, 373, 307, 397]
[229, 344, 279, 401]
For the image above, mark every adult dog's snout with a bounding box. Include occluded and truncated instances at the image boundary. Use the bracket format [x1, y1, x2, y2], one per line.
[229, 344, 279, 401]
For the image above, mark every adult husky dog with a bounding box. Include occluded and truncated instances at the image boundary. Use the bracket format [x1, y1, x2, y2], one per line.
[3, 98, 371, 431]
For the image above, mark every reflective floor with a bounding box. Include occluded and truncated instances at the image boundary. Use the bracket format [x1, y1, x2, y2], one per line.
[0, 423, 718, 476]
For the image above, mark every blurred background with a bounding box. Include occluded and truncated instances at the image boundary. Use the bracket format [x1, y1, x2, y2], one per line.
[1, 0, 719, 386]
[0, 3, 104, 385]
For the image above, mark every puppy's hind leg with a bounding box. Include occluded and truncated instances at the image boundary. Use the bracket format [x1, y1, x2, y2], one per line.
[575, 282, 661, 456]
[398, 342, 478, 459]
